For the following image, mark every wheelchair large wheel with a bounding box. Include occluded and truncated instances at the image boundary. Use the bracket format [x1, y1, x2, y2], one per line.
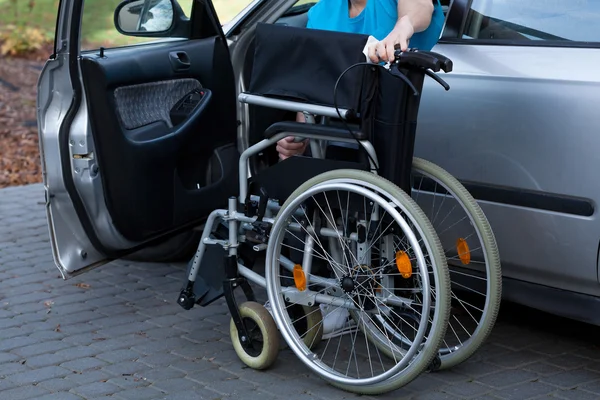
[411, 157, 502, 370]
[264, 169, 451, 395]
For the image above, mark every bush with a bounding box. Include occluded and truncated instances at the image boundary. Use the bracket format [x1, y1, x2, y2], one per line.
[0, 25, 51, 56]
[0, 0, 52, 57]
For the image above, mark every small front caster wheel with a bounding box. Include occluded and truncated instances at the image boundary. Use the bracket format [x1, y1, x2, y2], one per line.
[230, 301, 279, 370]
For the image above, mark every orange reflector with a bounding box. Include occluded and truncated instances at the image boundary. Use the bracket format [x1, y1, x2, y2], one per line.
[293, 264, 307, 291]
[456, 238, 471, 265]
[395, 251, 412, 279]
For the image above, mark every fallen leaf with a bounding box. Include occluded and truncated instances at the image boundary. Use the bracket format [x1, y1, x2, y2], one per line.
[74, 283, 90, 289]
[54, 324, 61, 332]
[43, 300, 54, 307]
[208, 357, 215, 362]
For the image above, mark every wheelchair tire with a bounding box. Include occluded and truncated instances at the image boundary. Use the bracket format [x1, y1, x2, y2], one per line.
[230, 301, 279, 370]
[265, 169, 451, 395]
[411, 157, 502, 370]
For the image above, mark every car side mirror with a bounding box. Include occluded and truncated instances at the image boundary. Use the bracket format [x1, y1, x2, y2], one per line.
[114, 0, 190, 37]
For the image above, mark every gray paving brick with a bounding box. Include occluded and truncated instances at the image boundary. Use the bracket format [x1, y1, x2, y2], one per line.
[102, 360, 148, 376]
[205, 376, 258, 395]
[61, 357, 108, 372]
[0, 351, 20, 363]
[137, 352, 184, 367]
[95, 322, 155, 338]
[410, 392, 460, 400]
[138, 366, 187, 381]
[477, 370, 539, 388]
[546, 354, 590, 370]
[24, 352, 71, 368]
[151, 377, 207, 393]
[553, 389, 600, 400]
[169, 359, 218, 374]
[580, 379, 600, 394]
[54, 345, 101, 361]
[493, 381, 556, 399]
[96, 349, 142, 364]
[6, 365, 71, 384]
[71, 381, 122, 397]
[34, 392, 85, 400]
[114, 386, 165, 400]
[0, 359, 30, 376]
[0, 384, 50, 400]
[39, 377, 77, 392]
[524, 361, 566, 376]
[91, 334, 150, 352]
[66, 369, 113, 385]
[12, 339, 71, 357]
[541, 369, 599, 389]
[444, 381, 494, 398]
[107, 375, 151, 389]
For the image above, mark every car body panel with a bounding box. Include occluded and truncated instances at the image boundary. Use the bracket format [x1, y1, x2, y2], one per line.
[416, 44, 600, 296]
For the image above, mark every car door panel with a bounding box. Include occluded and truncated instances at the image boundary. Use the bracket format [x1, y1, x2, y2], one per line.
[78, 37, 238, 244]
[416, 43, 600, 296]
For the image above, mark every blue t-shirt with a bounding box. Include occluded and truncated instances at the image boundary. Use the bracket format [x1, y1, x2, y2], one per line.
[306, 0, 444, 51]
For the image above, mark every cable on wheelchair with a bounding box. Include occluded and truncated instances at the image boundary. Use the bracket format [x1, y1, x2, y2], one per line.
[331, 48, 452, 176]
[331, 59, 420, 174]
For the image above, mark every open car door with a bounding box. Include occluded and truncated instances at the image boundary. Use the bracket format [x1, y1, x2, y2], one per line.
[37, 0, 239, 277]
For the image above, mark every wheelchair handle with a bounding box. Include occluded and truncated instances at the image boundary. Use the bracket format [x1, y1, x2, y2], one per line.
[393, 48, 453, 73]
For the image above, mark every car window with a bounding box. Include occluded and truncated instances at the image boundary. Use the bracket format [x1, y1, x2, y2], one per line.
[81, 0, 195, 51]
[81, 0, 255, 52]
[461, 0, 600, 43]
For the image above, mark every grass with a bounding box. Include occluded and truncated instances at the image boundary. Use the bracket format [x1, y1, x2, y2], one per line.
[0, 0, 265, 51]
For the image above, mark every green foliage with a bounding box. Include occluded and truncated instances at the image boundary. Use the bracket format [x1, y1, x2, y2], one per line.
[0, 0, 53, 56]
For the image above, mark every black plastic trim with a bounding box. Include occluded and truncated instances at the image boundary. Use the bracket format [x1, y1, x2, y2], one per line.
[416, 177, 594, 217]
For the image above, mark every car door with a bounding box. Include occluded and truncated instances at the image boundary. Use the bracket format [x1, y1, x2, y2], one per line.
[416, 0, 600, 298]
[37, 0, 242, 277]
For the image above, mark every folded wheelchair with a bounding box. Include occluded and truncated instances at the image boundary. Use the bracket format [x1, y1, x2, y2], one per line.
[176, 23, 502, 395]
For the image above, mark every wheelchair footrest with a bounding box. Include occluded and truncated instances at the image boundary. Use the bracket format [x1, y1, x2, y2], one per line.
[183, 244, 227, 307]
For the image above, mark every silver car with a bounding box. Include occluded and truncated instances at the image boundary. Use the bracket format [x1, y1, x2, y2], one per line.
[38, 0, 600, 325]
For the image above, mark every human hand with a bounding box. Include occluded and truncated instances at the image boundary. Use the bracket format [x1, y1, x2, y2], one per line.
[276, 136, 309, 160]
[368, 16, 415, 63]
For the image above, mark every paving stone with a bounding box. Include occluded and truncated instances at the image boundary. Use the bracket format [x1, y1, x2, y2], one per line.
[61, 356, 107, 372]
[477, 370, 539, 388]
[541, 369, 599, 389]
[493, 381, 556, 399]
[444, 381, 493, 398]
[12, 339, 71, 357]
[34, 392, 85, 400]
[6, 365, 71, 385]
[96, 349, 142, 363]
[114, 386, 165, 399]
[0, 385, 50, 400]
[71, 381, 122, 397]
[553, 388, 600, 400]
[39, 377, 77, 392]
[151, 377, 207, 393]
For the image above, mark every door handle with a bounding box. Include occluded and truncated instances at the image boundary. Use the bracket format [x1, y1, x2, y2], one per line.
[169, 51, 191, 71]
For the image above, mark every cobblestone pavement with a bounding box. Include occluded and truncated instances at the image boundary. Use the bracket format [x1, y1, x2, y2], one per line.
[2, 184, 600, 400]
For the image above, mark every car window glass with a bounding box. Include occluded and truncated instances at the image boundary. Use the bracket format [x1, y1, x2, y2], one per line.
[213, 0, 258, 25]
[81, 0, 195, 52]
[463, 0, 599, 43]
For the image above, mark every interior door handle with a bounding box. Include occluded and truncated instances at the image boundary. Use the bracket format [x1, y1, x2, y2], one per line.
[169, 51, 191, 71]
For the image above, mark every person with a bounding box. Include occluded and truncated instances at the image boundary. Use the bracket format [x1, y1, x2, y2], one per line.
[276, 0, 445, 160]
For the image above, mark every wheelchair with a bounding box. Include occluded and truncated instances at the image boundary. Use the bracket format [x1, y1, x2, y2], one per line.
[176, 23, 502, 395]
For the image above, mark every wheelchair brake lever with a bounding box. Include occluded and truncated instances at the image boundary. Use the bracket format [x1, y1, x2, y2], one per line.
[424, 69, 450, 91]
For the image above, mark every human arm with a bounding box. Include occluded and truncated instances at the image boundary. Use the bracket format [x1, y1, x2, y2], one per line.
[368, 0, 435, 62]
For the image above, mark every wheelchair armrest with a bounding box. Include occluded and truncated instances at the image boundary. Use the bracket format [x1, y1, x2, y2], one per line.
[264, 121, 368, 141]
